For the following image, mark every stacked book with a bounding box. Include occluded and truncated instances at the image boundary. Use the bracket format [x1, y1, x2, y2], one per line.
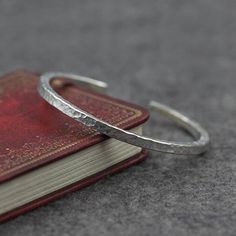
[0, 70, 149, 222]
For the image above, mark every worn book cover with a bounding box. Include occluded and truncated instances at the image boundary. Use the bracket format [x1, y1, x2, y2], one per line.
[0, 70, 149, 222]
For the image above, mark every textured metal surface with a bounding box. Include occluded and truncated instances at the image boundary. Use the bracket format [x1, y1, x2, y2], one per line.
[38, 72, 210, 155]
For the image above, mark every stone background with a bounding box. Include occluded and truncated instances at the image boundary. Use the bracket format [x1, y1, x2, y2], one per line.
[0, 1, 236, 235]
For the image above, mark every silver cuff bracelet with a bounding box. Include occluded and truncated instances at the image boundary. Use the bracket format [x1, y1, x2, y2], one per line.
[38, 72, 210, 155]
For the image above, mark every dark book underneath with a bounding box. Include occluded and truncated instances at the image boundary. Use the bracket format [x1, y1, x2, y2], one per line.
[0, 70, 149, 222]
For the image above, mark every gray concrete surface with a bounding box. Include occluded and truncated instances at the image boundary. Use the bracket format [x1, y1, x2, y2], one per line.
[0, 1, 236, 235]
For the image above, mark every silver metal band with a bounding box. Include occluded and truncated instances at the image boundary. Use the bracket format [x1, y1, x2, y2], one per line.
[38, 72, 210, 155]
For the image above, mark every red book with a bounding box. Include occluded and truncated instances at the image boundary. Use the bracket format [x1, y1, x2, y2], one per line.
[0, 70, 149, 222]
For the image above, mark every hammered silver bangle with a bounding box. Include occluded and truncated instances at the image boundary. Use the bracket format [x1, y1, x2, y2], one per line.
[38, 72, 210, 155]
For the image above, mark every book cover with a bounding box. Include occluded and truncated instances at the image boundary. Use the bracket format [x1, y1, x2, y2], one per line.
[0, 70, 149, 222]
